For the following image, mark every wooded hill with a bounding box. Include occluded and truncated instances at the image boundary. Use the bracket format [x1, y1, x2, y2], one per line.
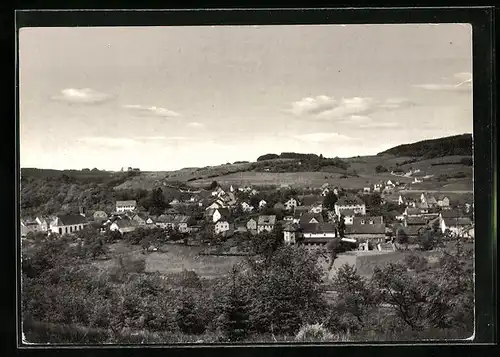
[378, 134, 472, 158]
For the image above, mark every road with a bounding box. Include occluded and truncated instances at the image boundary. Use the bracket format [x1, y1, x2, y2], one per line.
[398, 189, 473, 194]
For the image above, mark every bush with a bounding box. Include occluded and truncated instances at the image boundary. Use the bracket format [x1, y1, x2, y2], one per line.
[295, 323, 335, 342]
[375, 165, 388, 173]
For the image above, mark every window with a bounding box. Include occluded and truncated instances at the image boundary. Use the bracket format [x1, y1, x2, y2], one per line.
[58, 228, 62, 234]
[369, 220, 374, 224]
[360, 220, 365, 224]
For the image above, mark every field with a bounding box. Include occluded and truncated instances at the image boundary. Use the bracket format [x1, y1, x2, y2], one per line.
[92, 242, 243, 278]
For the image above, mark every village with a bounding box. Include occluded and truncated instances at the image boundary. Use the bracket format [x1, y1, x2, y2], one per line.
[20, 177, 474, 253]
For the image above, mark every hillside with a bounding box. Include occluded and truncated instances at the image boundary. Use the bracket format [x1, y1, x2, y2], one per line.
[378, 134, 472, 158]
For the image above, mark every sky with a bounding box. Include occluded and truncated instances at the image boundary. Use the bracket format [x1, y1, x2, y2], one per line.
[18, 24, 473, 171]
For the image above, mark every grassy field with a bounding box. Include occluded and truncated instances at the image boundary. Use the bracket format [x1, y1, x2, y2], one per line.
[93, 242, 243, 279]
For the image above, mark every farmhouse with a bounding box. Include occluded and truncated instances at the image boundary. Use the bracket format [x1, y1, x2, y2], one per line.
[301, 223, 337, 243]
[345, 217, 386, 243]
[35, 216, 51, 232]
[299, 213, 323, 225]
[334, 196, 366, 217]
[285, 197, 298, 211]
[257, 215, 276, 234]
[21, 220, 41, 237]
[116, 200, 137, 213]
[258, 199, 267, 209]
[246, 217, 258, 232]
[363, 187, 371, 194]
[212, 208, 231, 224]
[299, 195, 323, 207]
[439, 210, 473, 236]
[337, 208, 356, 225]
[131, 212, 149, 226]
[110, 219, 138, 234]
[321, 187, 330, 197]
[293, 206, 310, 223]
[49, 214, 89, 235]
[214, 220, 231, 235]
[404, 207, 428, 217]
[283, 223, 299, 245]
[436, 195, 451, 208]
[240, 202, 254, 213]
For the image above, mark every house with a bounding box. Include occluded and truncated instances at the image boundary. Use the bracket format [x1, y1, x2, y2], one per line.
[334, 196, 366, 217]
[110, 219, 138, 234]
[337, 209, 356, 225]
[258, 200, 267, 209]
[404, 207, 428, 217]
[345, 217, 386, 244]
[293, 206, 310, 223]
[257, 215, 276, 234]
[299, 195, 323, 207]
[363, 187, 371, 194]
[404, 216, 428, 227]
[250, 189, 259, 196]
[283, 223, 299, 244]
[131, 212, 149, 226]
[212, 187, 226, 198]
[332, 187, 339, 195]
[246, 217, 258, 232]
[230, 185, 235, 193]
[382, 193, 403, 205]
[301, 223, 337, 243]
[439, 210, 473, 236]
[436, 195, 451, 208]
[49, 214, 89, 235]
[321, 187, 330, 197]
[212, 208, 231, 223]
[308, 202, 324, 214]
[320, 183, 329, 190]
[215, 220, 231, 235]
[175, 216, 191, 233]
[273, 202, 285, 211]
[116, 200, 137, 213]
[93, 211, 108, 222]
[283, 215, 294, 222]
[21, 220, 41, 237]
[373, 183, 383, 193]
[35, 216, 51, 232]
[240, 202, 254, 213]
[285, 197, 298, 211]
[235, 223, 248, 234]
[426, 195, 438, 208]
[299, 213, 323, 225]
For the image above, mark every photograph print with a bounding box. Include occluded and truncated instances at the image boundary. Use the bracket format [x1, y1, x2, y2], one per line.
[19, 22, 475, 344]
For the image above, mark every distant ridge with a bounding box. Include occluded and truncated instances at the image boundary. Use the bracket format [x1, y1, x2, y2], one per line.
[378, 134, 472, 158]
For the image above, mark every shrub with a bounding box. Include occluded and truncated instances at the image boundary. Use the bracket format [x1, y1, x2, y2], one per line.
[375, 165, 388, 173]
[295, 323, 336, 342]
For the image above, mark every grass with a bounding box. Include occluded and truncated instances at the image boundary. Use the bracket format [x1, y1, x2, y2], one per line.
[92, 242, 243, 279]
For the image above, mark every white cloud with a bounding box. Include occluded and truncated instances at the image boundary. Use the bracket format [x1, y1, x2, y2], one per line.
[77, 136, 138, 148]
[288, 95, 415, 120]
[187, 122, 204, 128]
[51, 88, 114, 104]
[123, 104, 180, 118]
[414, 72, 472, 92]
[293, 132, 354, 143]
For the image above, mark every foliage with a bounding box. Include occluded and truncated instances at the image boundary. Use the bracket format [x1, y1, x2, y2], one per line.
[175, 291, 207, 335]
[295, 323, 335, 342]
[379, 134, 472, 158]
[395, 228, 409, 249]
[256, 153, 280, 161]
[323, 191, 338, 211]
[375, 165, 389, 173]
[245, 246, 327, 335]
[417, 228, 443, 251]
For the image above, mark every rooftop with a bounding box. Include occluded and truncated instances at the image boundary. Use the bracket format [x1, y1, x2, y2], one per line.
[258, 215, 277, 225]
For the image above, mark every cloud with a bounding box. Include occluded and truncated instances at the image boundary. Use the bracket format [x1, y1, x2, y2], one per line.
[187, 122, 204, 128]
[414, 72, 472, 92]
[293, 132, 354, 143]
[288, 95, 415, 120]
[77, 136, 138, 148]
[51, 88, 114, 104]
[123, 104, 180, 118]
[341, 115, 400, 128]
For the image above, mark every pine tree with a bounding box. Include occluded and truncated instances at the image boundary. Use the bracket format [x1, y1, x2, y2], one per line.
[218, 266, 250, 342]
[175, 291, 206, 335]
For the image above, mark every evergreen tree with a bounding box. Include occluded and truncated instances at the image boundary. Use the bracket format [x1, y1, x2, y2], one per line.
[218, 266, 250, 342]
[175, 291, 206, 335]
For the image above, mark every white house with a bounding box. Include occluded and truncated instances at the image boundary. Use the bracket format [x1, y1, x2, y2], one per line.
[215, 220, 230, 235]
[334, 196, 366, 217]
[110, 219, 137, 234]
[283, 223, 298, 245]
[308, 203, 324, 214]
[116, 200, 137, 213]
[439, 210, 472, 236]
[258, 199, 267, 209]
[436, 196, 451, 208]
[301, 223, 337, 241]
[320, 187, 330, 197]
[212, 208, 231, 223]
[50, 214, 89, 235]
[241, 202, 254, 213]
[285, 197, 298, 211]
[246, 217, 258, 232]
[363, 187, 371, 194]
[257, 215, 276, 234]
[337, 209, 356, 225]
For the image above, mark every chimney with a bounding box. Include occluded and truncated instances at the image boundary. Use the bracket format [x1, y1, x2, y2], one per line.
[79, 207, 85, 217]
